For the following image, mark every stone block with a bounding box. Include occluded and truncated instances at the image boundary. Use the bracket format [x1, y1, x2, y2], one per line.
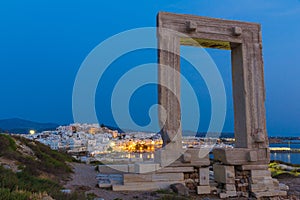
[250, 183, 272, 192]
[134, 163, 160, 174]
[123, 174, 152, 183]
[213, 148, 269, 165]
[213, 164, 235, 184]
[119, 172, 181, 183]
[152, 173, 184, 182]
[236, 164, 268, 171]
[155, 148, 183, 167]
[252, 190, 287, 198]
[197, 185, 211, 195]
[251, 176, 273, 184]
[199, 167, 209, 186]
[251, 169, 271, 177]
[98, 164, 129, 174]
[157, 166, 194, 173]
[113, 182, 157, 191]
[169, 151, 210, 167]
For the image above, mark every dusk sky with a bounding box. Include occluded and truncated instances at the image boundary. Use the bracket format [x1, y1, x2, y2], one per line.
[0, 1, 300, 136]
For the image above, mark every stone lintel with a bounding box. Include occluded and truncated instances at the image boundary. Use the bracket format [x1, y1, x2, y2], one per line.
[213, 148, 269, 165]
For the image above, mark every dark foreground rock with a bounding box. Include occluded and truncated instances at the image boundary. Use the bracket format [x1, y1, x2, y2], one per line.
[170, 183, 190, 197]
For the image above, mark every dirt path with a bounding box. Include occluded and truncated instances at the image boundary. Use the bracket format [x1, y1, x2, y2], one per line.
[64, 163, 97, 190]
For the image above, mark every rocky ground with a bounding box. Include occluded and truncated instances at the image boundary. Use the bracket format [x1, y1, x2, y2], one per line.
[276, 174, 300, 199]
[64, 163, 300, 200]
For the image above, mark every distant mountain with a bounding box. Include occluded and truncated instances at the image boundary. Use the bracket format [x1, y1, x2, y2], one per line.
[0, 118, 59, 134]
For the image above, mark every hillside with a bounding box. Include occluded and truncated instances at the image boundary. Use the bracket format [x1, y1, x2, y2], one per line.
[0, 118, 59, 134]
[0, 134, 85, 200]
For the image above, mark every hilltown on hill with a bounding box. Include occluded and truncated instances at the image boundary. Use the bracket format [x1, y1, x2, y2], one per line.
[23, 123, 232, 163]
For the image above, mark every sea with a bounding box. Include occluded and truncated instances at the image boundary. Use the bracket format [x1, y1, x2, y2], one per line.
[270, 141, 300, 164]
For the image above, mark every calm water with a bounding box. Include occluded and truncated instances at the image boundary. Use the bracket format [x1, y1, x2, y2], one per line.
[269, 142, 300, 164]
[271, 153, 300, 164]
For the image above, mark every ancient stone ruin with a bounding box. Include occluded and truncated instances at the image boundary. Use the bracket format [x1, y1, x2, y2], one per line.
[97, 12, 288, 199]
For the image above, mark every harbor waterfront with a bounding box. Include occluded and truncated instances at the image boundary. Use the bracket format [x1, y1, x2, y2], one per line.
[269, 143, 300, 164]
[20, 123, 300, 165]
[271, 152, 300, 165]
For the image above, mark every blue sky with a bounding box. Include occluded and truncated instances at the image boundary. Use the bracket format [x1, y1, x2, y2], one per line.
[0, 0, 299, 136]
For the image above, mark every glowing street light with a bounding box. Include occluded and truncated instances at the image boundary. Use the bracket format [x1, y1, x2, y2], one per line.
[29, 130, 35, 135]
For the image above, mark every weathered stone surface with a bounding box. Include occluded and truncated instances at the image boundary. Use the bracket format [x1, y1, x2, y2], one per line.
[123, 174, 152, 183]
[213, 148, 269, 165]
[170, 183, 189, 196]
[197, 185, 211, 194]
[155, 148, 183, 167]
[213, 164, 235, 184]
[154, 12, 286, 198]
[251, 169, 271, 177]
[252, 190, 287, 198]
[98, 164, 129, 174]
[168, 149, 210, 167]
[199, 167, 209, 186]
[134, 163, 160, 174]
[250, 183, 277, 192]
[157, 166, 194, 173]
[251, 176, 273, 184]
[152, 173, 184, 182]
[236, 164, 268, 171]
[123, 172, 184, 183]
[185, 148, 210, 162]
